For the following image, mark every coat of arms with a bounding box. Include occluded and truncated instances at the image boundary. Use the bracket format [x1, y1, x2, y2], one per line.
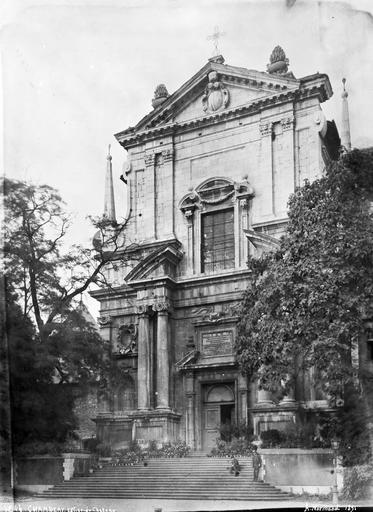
[202, 71, 229, 114]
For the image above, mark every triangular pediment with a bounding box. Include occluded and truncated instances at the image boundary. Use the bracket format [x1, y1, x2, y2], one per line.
[125, 240, 183, 283]
[172, 80, 288, 125]
[116, 59, 300, 136]
[115, 58, 332, 148]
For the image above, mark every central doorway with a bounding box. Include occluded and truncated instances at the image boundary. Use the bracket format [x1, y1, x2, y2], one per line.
[202, 383, 235, 451]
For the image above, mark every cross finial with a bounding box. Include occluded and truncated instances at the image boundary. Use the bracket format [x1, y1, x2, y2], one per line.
[207, 26, 225, 57]
[107, 144, 112, 160]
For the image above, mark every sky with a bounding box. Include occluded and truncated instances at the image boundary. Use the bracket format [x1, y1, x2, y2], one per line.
[2, 0, 373, 316]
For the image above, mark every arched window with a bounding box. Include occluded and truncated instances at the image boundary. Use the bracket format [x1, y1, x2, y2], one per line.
[179, 176, 254, 275]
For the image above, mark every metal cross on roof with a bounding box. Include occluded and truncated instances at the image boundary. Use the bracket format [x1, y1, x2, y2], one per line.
[207, 25, 225, 57]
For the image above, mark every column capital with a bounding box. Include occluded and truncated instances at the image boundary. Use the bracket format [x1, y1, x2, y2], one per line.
[136, 304, 151, 316]
[144, 152, 156, 167]
[281, 115, 294, 131]
[153, 300, 172, 314]
[97, 315, 113, 326]
[259, 121, 273, 137]
[162, 148, 174, 163]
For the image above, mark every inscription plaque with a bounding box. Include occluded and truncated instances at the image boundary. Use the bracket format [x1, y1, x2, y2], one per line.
[201, 330, 233, 356]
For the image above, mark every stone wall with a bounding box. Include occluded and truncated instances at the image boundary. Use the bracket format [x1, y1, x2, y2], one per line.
[261, 448, 342, 495]
[15, 454, 94, 494]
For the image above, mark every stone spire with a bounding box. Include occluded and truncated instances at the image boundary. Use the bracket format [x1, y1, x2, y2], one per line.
[104, 144, 116, 221]
[341, 78, 351, 151]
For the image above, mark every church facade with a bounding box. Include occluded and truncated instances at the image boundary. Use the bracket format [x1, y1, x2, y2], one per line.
[91, 47, 341, 451]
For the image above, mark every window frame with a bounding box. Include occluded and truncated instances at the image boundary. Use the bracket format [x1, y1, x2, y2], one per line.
[200, 207, 235, 273]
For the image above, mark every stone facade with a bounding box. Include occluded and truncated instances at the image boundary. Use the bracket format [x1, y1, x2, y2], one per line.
[91, 49, 340, 450]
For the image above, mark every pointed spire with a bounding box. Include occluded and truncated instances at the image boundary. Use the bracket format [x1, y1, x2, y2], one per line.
[341, 78, 351, 151]
[104, 144, 116, 221]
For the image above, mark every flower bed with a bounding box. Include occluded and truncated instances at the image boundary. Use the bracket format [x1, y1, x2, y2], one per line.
[96, 440, 191, 466]
[207, 439, 254, 457]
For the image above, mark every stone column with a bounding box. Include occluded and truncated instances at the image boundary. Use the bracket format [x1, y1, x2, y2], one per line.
[155, 301, 171, 410]
[186, 394, 195, 448]
[137, 306, 151, 410]
[237, 374, 248, 423]
[185, 371, 195, 448]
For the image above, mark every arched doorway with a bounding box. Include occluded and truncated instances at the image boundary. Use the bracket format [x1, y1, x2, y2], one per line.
[202, 383, 235, 451]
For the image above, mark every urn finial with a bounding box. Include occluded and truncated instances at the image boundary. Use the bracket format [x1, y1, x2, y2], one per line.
[152, 84, 169, 108]
[267, 45, 289, 75]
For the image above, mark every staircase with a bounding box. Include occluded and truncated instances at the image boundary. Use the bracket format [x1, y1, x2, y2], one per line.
[40, 456, 291, 500]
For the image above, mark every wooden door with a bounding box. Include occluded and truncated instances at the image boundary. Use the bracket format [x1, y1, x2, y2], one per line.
[202, 404, 220, 451]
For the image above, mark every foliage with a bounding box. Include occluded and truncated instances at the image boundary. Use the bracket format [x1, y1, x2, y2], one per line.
[144, 440, 191, 458]
[7, 294, 78, 447]
[219, 421, 253, 442]
[95, 443, 112, 458]
[3, 177, 127, 384]
[236, 149, 373, 399]
[208, 438, 254, 457]
[155, 440, 191, 458]
[2, 179, 132, 449]
[3, 177, 133, 450]
[95, 440, 191, 461]
[342, 464, 373, 500]
[14, 441, 65, 457]
[259, 426, 322, 449]
[318, 390, 372, 466]
[83, 437, 100, 452]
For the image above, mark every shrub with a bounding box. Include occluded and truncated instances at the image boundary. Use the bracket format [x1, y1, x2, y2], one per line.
[83, 437, 100, 452]
[96, 443, 112, 457]
[208, 438, 254, 457]
[145, 440, 190, 458]
[15, 441, 64, 457]
[342, 464, 373, 500]
[261, 429, 283, 448]
[128, 440, 142, 454]
[219, 421, 253, 442]
[112, 448, 144, 466]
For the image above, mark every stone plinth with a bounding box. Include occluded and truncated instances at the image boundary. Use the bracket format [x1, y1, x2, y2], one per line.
[95, 410, 181, 448]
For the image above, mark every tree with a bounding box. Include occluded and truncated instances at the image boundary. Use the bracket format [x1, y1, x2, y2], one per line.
[6, 291, 76, 447]
[3, 177, 128, 383]
[236, 148, 373, 455]
[3, 177, 130, 447]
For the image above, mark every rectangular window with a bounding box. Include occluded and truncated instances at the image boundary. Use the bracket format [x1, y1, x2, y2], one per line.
[201, 209, 234, 273]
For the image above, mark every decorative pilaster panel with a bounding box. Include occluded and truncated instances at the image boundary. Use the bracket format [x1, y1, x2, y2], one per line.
[153, 300, 172, 410]
[137, 306, 151, 410]
[259, 120, 273, 218]
[135, 170, 145, 239]
[144, 151, 156, 239]
[275, 115, 295, 216]
[155, 147, 174, 239]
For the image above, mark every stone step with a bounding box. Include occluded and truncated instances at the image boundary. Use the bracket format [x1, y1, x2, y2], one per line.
[40, 456, 290, 501]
